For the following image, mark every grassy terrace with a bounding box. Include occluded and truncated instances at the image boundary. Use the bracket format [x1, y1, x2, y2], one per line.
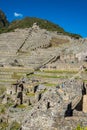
[42, 70, 78, 74]
[27, 70, 79, 79]
[26, 69, 80, 87]
[0, 67, 86, 87]
[28, 74, 69, 79]
[27, 69, 87, 86]
[0, 67, 33, 72]
[0, 67, 33, 85]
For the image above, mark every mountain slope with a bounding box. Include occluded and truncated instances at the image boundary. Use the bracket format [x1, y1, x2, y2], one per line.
[9, 17, 81, 39]
[0, 9, 81, 39]
[0, 10, 9, 28]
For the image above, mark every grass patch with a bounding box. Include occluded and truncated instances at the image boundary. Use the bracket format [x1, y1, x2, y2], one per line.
[44, 83, 57, 87]
[0, 122, 8, 130]
[26, 92, 35, 97]
[74, 125, 87, 130]
[0, 86, 6, 95]
[43, 70, 78, 74]
[28, 74, 68, 79]
[0, 67, 32, 73]
[17, 104, 27, 109]
[40, 89, 47, 94]
[83, 80, 87, 83]
[0, 104, 6, 114]
[12, 72, 22, 79]
[9, 121, 21, 130]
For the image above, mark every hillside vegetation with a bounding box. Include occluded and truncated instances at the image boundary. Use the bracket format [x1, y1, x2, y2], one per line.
[0, 10, 81, 39]
[0, 10, 9, 28]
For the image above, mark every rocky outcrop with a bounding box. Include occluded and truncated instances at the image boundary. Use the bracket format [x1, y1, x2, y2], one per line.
[0, 10, 9, 28]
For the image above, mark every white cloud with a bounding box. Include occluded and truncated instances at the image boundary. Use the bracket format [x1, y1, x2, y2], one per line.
[14, 12, 23, 17]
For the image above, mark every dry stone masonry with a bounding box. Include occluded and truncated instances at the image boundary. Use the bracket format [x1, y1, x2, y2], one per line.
[0, 24, 87, 129]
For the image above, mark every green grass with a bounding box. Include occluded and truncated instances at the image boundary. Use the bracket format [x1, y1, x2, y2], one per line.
[0, 104, 6, 114]
[0, 67, 32, 72]
[9, 122, 21, 130]
[17, 104, 27, 109]
[0, 14, 82, 39]
[43, 70, 78, 74]
[84, 80, 87, 83]
[0, 121, 20, 130]
[0, 122, 8, 130]
[74, 125, 87, 130]
[28, 73, 69, 79]
[26, 92, 35, 97]
[44, 83, 57, 87]
[12, 72, 22, 79]
[39, 89, 47, 94]
[0, 86, 6, 95]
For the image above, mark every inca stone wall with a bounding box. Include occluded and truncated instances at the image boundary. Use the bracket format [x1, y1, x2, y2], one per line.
[83, 95, 87, 113]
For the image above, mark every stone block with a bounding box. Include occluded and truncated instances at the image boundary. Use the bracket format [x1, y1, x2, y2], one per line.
[83, 95, 87, 113]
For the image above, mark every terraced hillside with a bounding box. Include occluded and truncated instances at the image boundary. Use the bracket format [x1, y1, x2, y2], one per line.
[0, 21, 87, 130]
[0, 67, 32, 86]
[0, 23, 87, 86]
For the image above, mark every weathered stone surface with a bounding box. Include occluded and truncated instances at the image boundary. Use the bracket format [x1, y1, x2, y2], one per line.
[21, 79, 86, 130]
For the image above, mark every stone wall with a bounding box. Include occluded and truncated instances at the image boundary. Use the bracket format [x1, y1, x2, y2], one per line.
[83, 95, 87, 113]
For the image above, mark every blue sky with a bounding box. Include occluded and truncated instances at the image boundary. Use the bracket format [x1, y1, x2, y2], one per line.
[0, 0, 87, 37]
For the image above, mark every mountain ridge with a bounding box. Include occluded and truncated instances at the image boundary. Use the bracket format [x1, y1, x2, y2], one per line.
[0, 9, 9, 28]
[0, 9, 82, 39]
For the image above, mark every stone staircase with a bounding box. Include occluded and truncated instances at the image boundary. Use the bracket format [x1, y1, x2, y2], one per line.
[20, 28, 51, 52]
